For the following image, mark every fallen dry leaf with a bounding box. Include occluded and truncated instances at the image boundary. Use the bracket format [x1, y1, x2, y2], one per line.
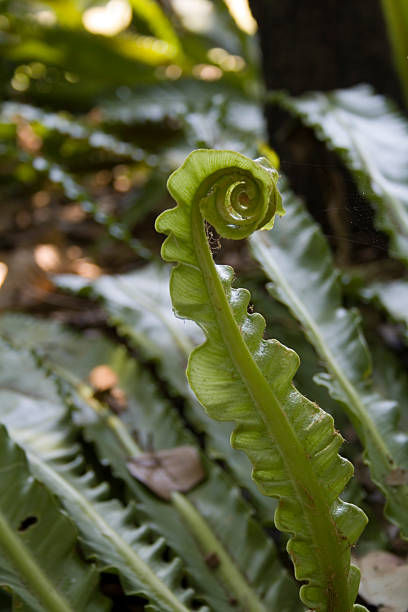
[357, 550, 408, 612]
[127, 446, 205, 500]
[385, 468, 408, 486]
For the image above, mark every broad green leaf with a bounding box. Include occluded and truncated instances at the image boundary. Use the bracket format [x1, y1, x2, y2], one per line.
[55, 265, 349, 523]
[0, 425, 108, 612]
[249, 181, 408, 537]
[0, 339, 208, 612]
[273, 85, 408, 264]
[2, 18, 157, 106]
[0, 315, 303, 612]
[156, 149, 368, 611]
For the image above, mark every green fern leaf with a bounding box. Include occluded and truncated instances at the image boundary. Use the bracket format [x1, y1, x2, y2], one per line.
[0, 102, 151, 165]
[0, 425, 109, 612]
[54, 266, 201, 396]
[272, 85, 408, 264]
[249, 181, 408, 537]
[0, 313, 303, 612]
[55, 266, 348, 524]
[156, 149, 368, 611]
[0, 339, 209, 612]
[101, 81, 265, 156]
[54, 267, 282, 523]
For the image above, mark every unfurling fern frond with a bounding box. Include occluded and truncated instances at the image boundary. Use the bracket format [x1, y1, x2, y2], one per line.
[249, 182, 408, 539]
[156, 149, 368, 612]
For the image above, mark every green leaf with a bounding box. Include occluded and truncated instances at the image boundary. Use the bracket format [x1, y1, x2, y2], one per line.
[55, 265, 201, 396]
[54, 267, 279, 522]
[0, 316, 303, 612]
[2, 17, 159, 107]
[249, 180, 408, 537]
[156, 149, 368, 611]
[3, 149, 152, 260]
[0, 425, 108, 612]
[128, 0, 182, 58]
[0, 339, 208, 612]
[55, 265, 349, 523]
[0, 102, 151, 165]
[272, 85, 408, 264]
[101, 80, 266, 156]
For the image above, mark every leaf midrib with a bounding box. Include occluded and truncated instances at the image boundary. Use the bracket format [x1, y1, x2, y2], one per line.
[66, 368, 270, 612]
[191, 205, 352, 611]
[0, 501, 73, 612]
[23, 450, 190, 612]
[252, 234, 394, 475]
[333, 107, 408, 236]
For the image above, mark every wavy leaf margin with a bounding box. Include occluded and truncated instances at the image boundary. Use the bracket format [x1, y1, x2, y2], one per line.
[156, 149, 368, 612]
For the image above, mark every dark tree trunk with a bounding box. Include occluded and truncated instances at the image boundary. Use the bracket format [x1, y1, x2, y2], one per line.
[249, 0, 404, 266]
[249, 0, 402, 101]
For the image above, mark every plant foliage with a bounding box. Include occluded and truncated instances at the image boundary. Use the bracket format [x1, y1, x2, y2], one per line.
[249, 181, 408, 537]
[0, 425, 109, 612]
[1, 1, 408, 610]
[156, 149, 368, 611]
[272, 86, 408, 264]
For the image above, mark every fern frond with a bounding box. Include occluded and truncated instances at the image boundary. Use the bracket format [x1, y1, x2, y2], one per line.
[272, 85, 408, 264]
[55, 267, 280, 522]
[0, 425, 109, 612]
[0, 318, 302, 612]
[0, 339, 209, 612]
[249, 181, 408, 537]
[101, 81, 265, 155]
[0, 102, 154, 165]
[156, 149, 368, 611]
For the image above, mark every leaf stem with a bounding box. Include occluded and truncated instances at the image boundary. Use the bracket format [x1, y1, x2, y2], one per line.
[251, 226, 408, 537]
[59, 367, 271, 612]
[191, 203, 352, 612]
[26, 451, 191, 612]
[0, 511, 73, 612]
[172, 492, 268, 612]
